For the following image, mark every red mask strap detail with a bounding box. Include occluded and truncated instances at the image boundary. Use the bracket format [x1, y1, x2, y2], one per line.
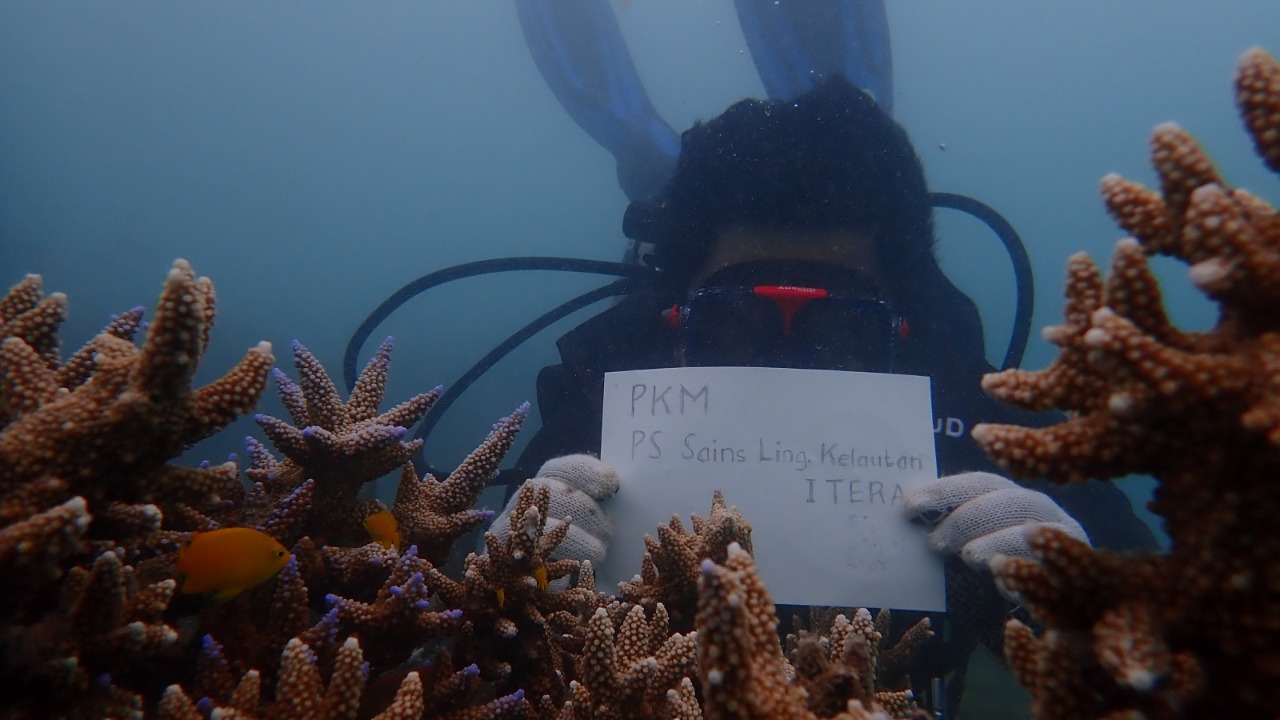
[661, 304, 681, 329]
[753, 286, 828, 336]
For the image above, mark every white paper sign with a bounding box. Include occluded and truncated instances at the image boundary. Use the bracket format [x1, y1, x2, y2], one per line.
[598, 366, 945, 611]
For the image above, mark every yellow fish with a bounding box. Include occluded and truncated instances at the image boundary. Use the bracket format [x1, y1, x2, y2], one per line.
[363, 508, 401, 550]
[175, 527, 290, 604]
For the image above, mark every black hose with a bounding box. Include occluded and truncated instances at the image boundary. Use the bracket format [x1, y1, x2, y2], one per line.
[409, 277, 638, 456]
[343, 257, 653, 392]
[928, 192, 1034, 370]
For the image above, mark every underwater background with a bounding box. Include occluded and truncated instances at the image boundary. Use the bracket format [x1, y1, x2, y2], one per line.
[2, 1, 1278, 544]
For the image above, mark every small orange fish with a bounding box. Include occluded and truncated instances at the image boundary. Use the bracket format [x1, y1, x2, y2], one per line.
[175, 527, 290, 604]
[496, 567, 549, 608]
[363, 508, 401, 550]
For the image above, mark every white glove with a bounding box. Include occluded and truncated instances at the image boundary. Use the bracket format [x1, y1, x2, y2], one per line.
[490, 454, 620, 565]
[904, 471, 1090, 571]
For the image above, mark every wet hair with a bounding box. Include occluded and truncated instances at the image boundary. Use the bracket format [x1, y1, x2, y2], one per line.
[648, 76, 994, 380]
[651, 76, 935, 290]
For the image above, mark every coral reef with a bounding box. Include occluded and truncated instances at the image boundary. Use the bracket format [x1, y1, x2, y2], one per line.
[238, 333, 506, 558]
[246, 337, 440, 547]
[431, 481, 596, 702]
[239, 334, 509, 561]
[565, 601, 697, 718]
[0, 261, 933, 719]
[1, 260, 272, 718]
[972, 47, 1280, 718]
[619, 490, 754, 632]
[695, 544, 928, 720]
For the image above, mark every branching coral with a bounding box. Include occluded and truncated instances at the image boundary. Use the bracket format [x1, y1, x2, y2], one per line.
[0, 260, 271, 550]
[430, 481, 596, 702]
[695, 543, 928, 720]
[390, 404, 526, 564]
[245, 337, 440, 546]
[619, 490, 754, 632]
[324, 544, 467, 669]
[0, 260, 271, 718]
[787, 608, 933, 713]
[1, 256, 944, 718]
[972, 47, 1280, 718]
[243, 337, 511, 563]
[156, 635, 446, 720]
[562, 602, 698, 719]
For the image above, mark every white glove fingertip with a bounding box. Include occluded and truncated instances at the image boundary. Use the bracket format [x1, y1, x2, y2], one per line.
[986, 553, 1024, 603]
[549, 523, 609, 564]
[537, 454, 621, 500]
[905, 471, 1018, 523]
[1054, 518, 1091, 547]
[546, 481, 614, 541]
[928, 485, 1086, 556]
[968, 521, 1091, 573]
[959, 525, 1039, 570]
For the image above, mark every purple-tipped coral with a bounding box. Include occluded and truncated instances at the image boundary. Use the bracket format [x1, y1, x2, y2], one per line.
[4, 258, 950, 720]
[245, 337, 440, 545]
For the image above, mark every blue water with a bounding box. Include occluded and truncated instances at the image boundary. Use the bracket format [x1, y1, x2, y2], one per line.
[2, 1, 1276, 541]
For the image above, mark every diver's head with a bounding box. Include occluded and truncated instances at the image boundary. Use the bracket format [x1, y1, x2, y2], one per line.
[638, 75, 935, 294]
[633, 76, 931, 372]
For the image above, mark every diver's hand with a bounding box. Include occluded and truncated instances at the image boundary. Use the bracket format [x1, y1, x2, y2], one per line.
[904, 471, 1090, 571]
[490, 454, 620, 565]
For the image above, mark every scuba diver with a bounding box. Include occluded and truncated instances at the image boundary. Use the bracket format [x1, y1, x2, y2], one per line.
[347, 1, 1160, 715]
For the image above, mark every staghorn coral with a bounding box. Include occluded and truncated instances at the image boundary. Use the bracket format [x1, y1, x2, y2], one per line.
[245, 337, 440, 547]
[323, 544, 466, 669]
[619, 490, 754, 632]
[0, 260, 272, 554]
[972, 47, 1280, 718]
[562, 602, 698, 719]
[0, 262, 528, 719]
[786, 608, 933, 711]
[695, 543, 928, 720]
[154, 635, 474, 720]
[5, 549, 181, 719]
[0, 274, 144, 426]
[388, 403, 527, 564]
[429, 481, 597, 702]
[243, 337, 510, 561]
[188, 554, 346, 701]
[1, 259, 943, 719]
[0, 274, 68, 378]
[0, 260, 272, 718]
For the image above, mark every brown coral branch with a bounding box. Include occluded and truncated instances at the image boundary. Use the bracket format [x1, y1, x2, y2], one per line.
[244, 337, 439, 546]
[619, 490, 753, 632]
[974, 47, 1280, 719]
[696, 543, 926, 720]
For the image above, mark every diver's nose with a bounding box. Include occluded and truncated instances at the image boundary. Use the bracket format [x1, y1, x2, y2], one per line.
[757, 339, 808, 369]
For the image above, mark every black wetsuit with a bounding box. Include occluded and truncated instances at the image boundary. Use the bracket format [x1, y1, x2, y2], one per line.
[498, 284, 1159, 713]
[515, 286, 1155, 549]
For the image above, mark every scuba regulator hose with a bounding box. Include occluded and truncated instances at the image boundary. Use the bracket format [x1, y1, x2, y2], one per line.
[343, 257, 655, 458]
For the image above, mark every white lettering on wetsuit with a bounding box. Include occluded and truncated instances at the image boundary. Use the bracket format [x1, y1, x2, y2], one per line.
[933, 416, 966, 438]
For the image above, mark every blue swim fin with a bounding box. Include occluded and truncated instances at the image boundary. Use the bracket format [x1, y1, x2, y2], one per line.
[734, 0, 893, 114]
[516, 0, 679, 201]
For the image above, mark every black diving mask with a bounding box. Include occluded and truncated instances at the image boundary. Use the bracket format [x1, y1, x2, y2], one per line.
[665, 260, 907, 372]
